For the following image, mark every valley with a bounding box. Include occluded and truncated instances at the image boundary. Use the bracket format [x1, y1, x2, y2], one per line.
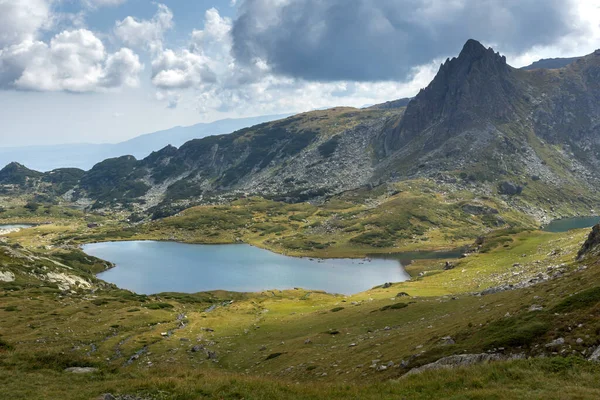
[2, 39, 600, 399]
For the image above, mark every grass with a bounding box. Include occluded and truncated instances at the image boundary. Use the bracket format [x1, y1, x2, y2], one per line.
[2, 181, 600, 398]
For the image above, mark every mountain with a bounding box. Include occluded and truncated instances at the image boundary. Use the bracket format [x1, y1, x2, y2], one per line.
[0, 114, 290, 172]
[4, 40, 600, 221]
[521, 56, 581, 70]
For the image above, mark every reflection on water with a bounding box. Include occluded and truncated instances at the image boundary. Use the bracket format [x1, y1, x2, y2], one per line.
[84, 241, 411, 295]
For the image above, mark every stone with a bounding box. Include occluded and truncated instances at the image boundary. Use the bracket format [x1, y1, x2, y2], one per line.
[443, 262, 455, 270]
[64, 367, 99, 374]
[545, 338, 565, 348]
[304, 339, 312, 344]
[396, 292, 410, 297]
[528, 305, 543, 312]
[589, 346, 600, 362]
[498, 181, 523, 196]
[0, 271, 15, 282]
[403, 353, 525, 377]
[441, 336, 455, 345]
[382, 282, 392, 288]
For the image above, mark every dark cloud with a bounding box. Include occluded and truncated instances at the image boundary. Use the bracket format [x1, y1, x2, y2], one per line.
[232, 0, 583, 82]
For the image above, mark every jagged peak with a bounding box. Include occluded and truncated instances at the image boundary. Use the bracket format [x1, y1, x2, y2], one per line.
[438, 39, 507, 74]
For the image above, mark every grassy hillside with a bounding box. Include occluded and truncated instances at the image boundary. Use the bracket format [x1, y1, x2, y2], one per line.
[2, 219, 600, 398]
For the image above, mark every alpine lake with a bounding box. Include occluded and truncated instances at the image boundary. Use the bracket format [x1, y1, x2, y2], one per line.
[82, 216, 599, 295]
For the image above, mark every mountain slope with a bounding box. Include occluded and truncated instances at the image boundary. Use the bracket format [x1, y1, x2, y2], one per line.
[4, 40, 600, 224]
[0, 114, 290, 171]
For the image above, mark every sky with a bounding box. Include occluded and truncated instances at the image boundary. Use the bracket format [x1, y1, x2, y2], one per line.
[0, 0, 599, 147]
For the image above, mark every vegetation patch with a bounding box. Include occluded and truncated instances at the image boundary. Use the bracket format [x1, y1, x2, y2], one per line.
[144, 302, 174, 310]
[379, 302, 409, 311]
[551, 286, 600, 313]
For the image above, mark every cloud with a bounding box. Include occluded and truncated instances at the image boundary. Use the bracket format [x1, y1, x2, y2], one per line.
[115, 4, 173, 51]
[150, 8, 232, 91]
[0, 29, 142, 92]
[0, 0, 52, 48]
[231, 0, 586, 81]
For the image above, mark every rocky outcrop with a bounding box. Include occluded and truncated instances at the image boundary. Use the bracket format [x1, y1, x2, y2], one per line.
[498, 181, 523, 196]
[0, 270, 15, 282]
[577, 224, 600, 260]
[403, 353, 525, 377]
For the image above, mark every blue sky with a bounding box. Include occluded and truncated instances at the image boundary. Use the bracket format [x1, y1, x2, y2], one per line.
[0, 0, 598, 147]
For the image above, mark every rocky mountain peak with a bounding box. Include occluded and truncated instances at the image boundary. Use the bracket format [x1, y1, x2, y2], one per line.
[383, 39, 520, 153]
[456, 39, 507, 66]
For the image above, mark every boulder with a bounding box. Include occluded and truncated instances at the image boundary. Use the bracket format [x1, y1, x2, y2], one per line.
[403, 353, 524, 377]
[589, 346, 600, 362]
[498, 181, 523, 195]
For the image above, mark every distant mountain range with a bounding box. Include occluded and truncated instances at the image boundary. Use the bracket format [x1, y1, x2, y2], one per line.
[521, 56, 581, 70]
[0, 114, 290, 172]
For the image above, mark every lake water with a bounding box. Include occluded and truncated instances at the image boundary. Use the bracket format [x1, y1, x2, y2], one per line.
[83, 241, 411, 295]
[543, 216, 599, 233]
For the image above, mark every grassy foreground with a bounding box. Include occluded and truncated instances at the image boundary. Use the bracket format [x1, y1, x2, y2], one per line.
[2, 207, 600, 399]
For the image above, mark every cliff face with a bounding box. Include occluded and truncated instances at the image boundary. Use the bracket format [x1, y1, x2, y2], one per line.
[384, 39, 523, 153]
[578, 224, 600, 261]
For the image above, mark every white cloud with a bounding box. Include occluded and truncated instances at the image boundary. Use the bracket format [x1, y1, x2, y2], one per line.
[0, 29, 142, 92]
[0, 0, 52, 48]
[115, 4, 173, 51]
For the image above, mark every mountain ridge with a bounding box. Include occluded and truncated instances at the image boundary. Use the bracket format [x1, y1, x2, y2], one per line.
[3, 39, 600, 223]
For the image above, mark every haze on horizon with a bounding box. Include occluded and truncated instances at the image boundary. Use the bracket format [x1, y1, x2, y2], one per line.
[0, 0, 599, 147]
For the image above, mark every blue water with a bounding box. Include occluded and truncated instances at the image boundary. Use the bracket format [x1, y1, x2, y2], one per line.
[543, 216, 599, 233]
[83, 241, 410, 295]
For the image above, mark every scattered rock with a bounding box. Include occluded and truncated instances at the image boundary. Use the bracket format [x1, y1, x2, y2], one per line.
[382, 282, 392, 288]
[528, 305, 543, 312]
[397, 292, 410, 297]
